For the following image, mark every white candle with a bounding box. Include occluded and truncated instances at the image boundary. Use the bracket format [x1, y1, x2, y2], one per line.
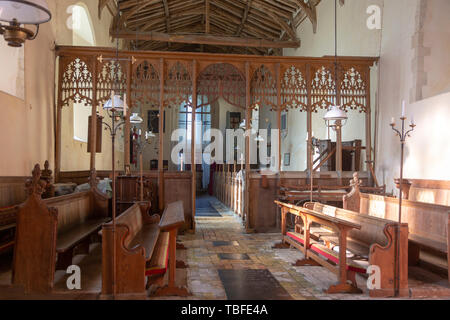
[123, 94, 127, 116]
[391, 117, 395, 125]
[139, 129, 142, 136]
[111, 91, 115, 109]
[402, 100, 406, 117]
[411, 115, 415, 125]
[306, 132, 309, 141]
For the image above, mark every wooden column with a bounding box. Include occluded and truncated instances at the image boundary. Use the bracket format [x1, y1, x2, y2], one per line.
[55, 57, 64, 183]
[365, 67, 373, 185]
[244, 62, 251, 231]
[306, 64, 312, 172]
[158, 58, 165, 211]
[124, 60, 132, 170]
[90, 60, 98, 173]
[336, 62, 342, 185]
[276, 63, 282, 173]
[191, 60, 197, 231]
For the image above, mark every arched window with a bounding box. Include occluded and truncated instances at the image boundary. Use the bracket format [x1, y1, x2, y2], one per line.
[70, 3, 95, 142]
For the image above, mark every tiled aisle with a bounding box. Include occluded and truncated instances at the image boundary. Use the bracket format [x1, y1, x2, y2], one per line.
[180, 197, 371, 300]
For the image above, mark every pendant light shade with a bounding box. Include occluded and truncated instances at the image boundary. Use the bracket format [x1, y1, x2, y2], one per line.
[103, 94, 124, 111]
[0, 0, 51, 24]
[323, 105, 348, 122]
[130, 113, 143, 124]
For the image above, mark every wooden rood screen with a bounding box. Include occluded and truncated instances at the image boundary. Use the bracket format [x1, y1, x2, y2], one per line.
[55, 46, 377, 229]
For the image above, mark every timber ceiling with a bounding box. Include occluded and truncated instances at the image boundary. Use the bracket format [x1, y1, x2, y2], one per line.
[98, 0, 344, 55]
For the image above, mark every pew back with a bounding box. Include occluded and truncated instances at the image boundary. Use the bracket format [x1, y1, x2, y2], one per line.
[359, 193, 449, 253]
[312, 202, 391, 248]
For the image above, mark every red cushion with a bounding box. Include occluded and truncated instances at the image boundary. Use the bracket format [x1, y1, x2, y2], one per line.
[286, 232, 305, 245]
[311, 244, 366, 274]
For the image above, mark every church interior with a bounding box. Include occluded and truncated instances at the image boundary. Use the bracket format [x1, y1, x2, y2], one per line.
[0, 0, 449, 301]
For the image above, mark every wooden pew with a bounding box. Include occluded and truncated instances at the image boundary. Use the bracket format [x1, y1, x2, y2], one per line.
[12, 164, 109, 294]
[275, 200, 409, 297]
[344, 185, 450, 283]
[0, 160, 55, 254]
[102, 200, 188, 297]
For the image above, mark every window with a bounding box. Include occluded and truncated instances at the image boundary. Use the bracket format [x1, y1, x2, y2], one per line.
[71, 3, 95, 142]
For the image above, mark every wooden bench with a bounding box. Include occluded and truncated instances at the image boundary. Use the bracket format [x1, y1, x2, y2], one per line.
[275, 200, 409, 297]
[12, 164, 109, 294]
[102, 200, 188, 297]
[344, 183, 450, 283]
[0, 161, 55, 255]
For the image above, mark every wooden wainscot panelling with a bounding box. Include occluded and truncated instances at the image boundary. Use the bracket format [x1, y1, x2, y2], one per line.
[345, 191, 450, 283]
[249, 173, 280, 232]
[406, 179, 450, 207]
[0, 176, 28, 208]
[163, 172, 193, 231]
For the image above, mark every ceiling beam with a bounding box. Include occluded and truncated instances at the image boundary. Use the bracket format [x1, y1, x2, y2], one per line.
[111, 29, 300, 48]
[205, 0, 210, 33]
[295, 0, 318, 33]
[162, 0, 171, 33]
[236, 0, 252, 36]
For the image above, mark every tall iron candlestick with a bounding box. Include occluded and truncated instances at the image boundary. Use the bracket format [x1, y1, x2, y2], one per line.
[390, 116, 416, 224]
[101, 105, 126, 298]
[390, 114, 415, 296]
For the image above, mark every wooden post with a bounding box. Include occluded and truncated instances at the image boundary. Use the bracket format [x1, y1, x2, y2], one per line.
[168, 229, 177, 288]
[276, 63, 282, 173]
[338, 228, 348, 286]
[306, 64, 313, 181]
[191, 60, 197, 231]
[124, 60, 132, 170]
[89, 59, 98, 175]
[158, 58, 165, 211]
[55, 57, 64, 183]
[281, 207, 287, 236]
[245, 62, 251, 231]
[365, 68, 373, 186]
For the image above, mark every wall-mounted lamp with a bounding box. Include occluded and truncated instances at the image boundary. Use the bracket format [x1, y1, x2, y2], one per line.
[0, 0, 51, 47]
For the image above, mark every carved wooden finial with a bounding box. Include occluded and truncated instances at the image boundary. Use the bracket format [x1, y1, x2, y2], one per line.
[26, 164, 46, 196]
[350, 172, 362, 190]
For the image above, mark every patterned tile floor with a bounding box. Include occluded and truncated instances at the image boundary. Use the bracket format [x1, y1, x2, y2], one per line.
[180, 196, 375, 300]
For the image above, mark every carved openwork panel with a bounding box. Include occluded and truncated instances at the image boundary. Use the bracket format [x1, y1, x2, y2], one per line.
[164, 62, 192, 108]
[310, 65, 336, 112]
[197, 63, 245, 109]
[60, 57, 93, 107]
[340, 67, 368, 113]
[280, 65, 308, 112]
[96, 60, 127, 105]
[251, 65, 277, 111]
[131, 60, 160, 109]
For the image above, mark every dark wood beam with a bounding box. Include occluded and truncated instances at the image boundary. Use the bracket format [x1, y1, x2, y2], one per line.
[205, 0, 210, 33]
[162, 0, 171, 33]
[236, 0, 252, 36]
[111, 29, 301, 48]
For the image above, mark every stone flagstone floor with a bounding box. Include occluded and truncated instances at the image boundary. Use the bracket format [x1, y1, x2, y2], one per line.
[180, 196, 373, 300]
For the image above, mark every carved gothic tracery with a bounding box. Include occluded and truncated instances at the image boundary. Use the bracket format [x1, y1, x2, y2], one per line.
[281, 66, 308, 112]
[60, 57, 93, 107]
[131, 60, 160, 109]
[340, 67, 368, 113]
[311, 66, 336, 112]
[197, 63, 246, 109]
[96, 60, 127, 105]
[251, 65, 277, 111]
[164, 62, 193, 108]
